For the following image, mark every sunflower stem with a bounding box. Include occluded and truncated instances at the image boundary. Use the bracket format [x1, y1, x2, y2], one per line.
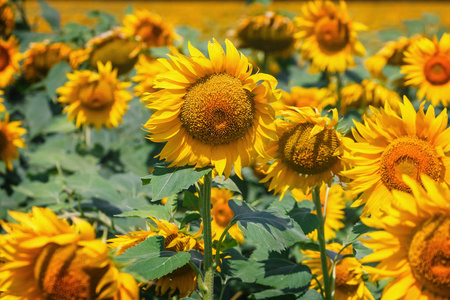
[199, 171, 214, 300]
[312, 185, 333, 300]
[84, 126, 91, 150]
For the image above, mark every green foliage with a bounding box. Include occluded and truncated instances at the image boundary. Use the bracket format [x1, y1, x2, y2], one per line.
[38, 0, 60, 30]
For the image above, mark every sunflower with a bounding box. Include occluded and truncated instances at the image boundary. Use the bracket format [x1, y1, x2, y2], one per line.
[260, 106, 345, 197]
[341, 96, 450, 216]
[132, 55, 167, 97]
[0, 90, 5, 112]
[401, 33, 450, 106]
[0, 114, 26, 171]
[0, 36, 20, 89]
[211, 187, 244, 244]
[235, 11, 298, 57]
[361, 175, 450, 299]
[303, 243, 374, 300]
[295, 0, 366, 73]
[143, 39, 279, 179]
[22, 40, 73, 83]
[365, 35, 420, 80]
[121, 9, 177, 49]
[0, 0, 14, 38]
[57, 61, 132, 130]
[340, 79, 401, 114]
[108, 217, 204, 298]
[291, 183, 346, 241]
[275, 86, 336, 111]
[0, 207, 139, 299]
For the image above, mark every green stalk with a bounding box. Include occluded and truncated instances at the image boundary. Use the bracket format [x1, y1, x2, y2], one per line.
[312, 186, 332, 300]
[198, 171, 214, 300]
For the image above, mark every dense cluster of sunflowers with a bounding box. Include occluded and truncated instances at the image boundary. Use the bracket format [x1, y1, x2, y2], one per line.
[0, 0, 448, 299]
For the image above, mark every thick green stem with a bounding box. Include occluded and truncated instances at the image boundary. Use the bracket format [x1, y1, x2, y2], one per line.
[199, 172, 214, 300]
[312, 186, 333, 300]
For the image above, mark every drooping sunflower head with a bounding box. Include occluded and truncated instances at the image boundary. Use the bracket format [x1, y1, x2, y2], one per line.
[143, 39, 280, 179]
[260, 106, 345, 197]
[22, 40, 73, 83]
[235, 11, 299, 57]
[275, 86, 336, 111]
[303, 243, 374, 300]
[0, 113, 26, 171]
[295, 0, 366, 73]
[121, 9, 178, 49]
[0, 0, 14, 38]
[0, 36, 20, 89]
[132, 54, 167, 97]
[342, 96, 450, 216]
[402, 33, 450, 106]
[57, 61, 132, 130]
[0, 207, 139, 300]
[361, 175, 450, 299]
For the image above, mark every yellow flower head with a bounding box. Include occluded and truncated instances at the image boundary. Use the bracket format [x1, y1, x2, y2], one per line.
[22, 40, 73, 83]
[57, 61, 132, 130]
[0, 36, 20, 89]
[0, 114, 26, 171]
[143, 39, 280, 179]
[401, 33, 450, 106]
[108, 217, 203, 298]
[260, 106, 345, 197]
[0, 0, 14, 38]
[295, 0, 366, 73]
[235, 11, 299, 57]
[276, 86, 336, 111]
[0, 90, 5, 112]
[341, 96, 450, 216]
[132, 55, 167, 97]
[303, 243, 374, 300]
[0, 207, 139, 300]
[361, 176, 450, 300]
[121, 9, 177, 49]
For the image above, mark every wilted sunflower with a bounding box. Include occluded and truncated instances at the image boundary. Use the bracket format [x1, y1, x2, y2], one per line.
[132, 55, 167, 97]
[0, 114, 26, 171]
[291, 183, 346, 241]
[303, 243, 374, 300]
[211, 187, 244, 244]
[340, 79, 401, 114]
[121, 9, 177, 49]
[0, 0, 14, 38]
[57, 61, 132, 130]
[365, 35, 420, 80]
[341, 97, 450, 216]
[276, 86, 336, 111]
[70, 28, 140, 75]
[401, 33, 450, 106]
[235, 11, 298, 57]
[295, 0, 366, 73]
[361, 175, 450, 299]
[108, 217, 204, 298]
[143, 39, 279, 179]
[0, 36, 20, 89]
[0, 207, 139, 300]
[260, 106, 345, 197]
[22, 40, 73, 83]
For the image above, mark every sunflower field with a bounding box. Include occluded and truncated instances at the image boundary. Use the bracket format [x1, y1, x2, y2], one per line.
[0, 0, 449, 299]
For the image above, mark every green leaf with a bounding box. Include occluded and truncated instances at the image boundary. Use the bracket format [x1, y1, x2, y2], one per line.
[213, 177, 241, 194]
[179, 211, 201, 228]
[289, 207, 319, 235]
[229, 199, 307, 252]
[298, 289, 323, 300]
[24, 92, 52, 138]
[182, 191, 199, 210]
[44, 61, 71, 99]
[38, 0, 60, 30]
[149, 165, 212, 201]
[344, 220, 377, 245]
[87, 11, 116, 34]
[115, 204, 171, 220]
[43, 115, 76, 134]
[247, 0, 272, 6]
[115, 236, 191, 280]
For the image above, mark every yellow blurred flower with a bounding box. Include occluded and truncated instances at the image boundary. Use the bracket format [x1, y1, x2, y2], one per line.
[0, 113, 26, 171]
[0, 207, 139, 300]
[0, 36, 20, 89]
[276, 86, 336, 111]
[361, 176, 450, 300]
[132, 55, 166, 97]
[57, 61, 132, 130]
[295, 0, 366, 73]
[0, 0, 14, 38]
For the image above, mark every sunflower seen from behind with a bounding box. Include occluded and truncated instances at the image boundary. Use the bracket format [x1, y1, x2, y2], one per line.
[341, 96, 450, 216]
[277, 86, 336, 111]
[143, 39, 279, 179]
[0, 113, 26, 170]
[401, 33, 450, 106]
[0, 0, 14, 38]
[360, 175, 450, 299]
[0, 207, 139, 300]
[57, 61, 132, 130]
[0, 36, 20, 89]
[295, 0, 366, 73]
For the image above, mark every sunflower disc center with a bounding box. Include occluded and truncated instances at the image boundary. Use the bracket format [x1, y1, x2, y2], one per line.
[79, 81, 114, 111]
[279, 123, 340, 175]
[408, 216, 450, 297]
[180, 74, 255, 146]
[379, 136, 441, 192]
[334, 258, 359, 295]
[0, 46, 10, 71]
[315, 15, 350, 53]
[424, 55, 450, 85]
